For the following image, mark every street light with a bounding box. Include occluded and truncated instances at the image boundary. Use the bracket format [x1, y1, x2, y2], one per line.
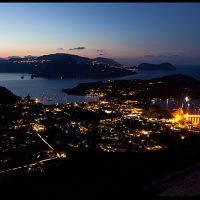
[185, 96, 189, 102]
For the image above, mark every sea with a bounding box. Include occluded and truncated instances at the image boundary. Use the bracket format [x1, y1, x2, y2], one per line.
[0, 65, 200, 105]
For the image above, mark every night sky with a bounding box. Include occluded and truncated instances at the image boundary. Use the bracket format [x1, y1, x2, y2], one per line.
[0, 3, 200, 65]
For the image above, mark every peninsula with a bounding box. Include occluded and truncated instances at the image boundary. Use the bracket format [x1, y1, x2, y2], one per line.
[0, 53, 136, 79]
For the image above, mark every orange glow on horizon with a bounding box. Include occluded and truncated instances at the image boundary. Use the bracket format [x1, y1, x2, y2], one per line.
[0, 47, 142, 60]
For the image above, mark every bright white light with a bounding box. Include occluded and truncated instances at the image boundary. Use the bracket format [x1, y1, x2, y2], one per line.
[35, 98, 40, 103]
[185, 96, 189, 102]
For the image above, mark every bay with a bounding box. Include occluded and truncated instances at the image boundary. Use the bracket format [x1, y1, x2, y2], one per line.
[0, 65, 199, 105]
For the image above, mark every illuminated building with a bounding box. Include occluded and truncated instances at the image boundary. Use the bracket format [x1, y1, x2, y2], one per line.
[35, 98, 40, 104]
[185, 114, 200, 125]
[170, 107, 200, 127]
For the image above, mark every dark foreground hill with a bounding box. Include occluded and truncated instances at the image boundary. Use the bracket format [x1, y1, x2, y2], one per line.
[3, 142, 200, 198]
[0, 86, 20, 104]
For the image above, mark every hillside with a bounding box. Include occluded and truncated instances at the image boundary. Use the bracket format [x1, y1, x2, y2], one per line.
[63, 74, 200, 101]
[0, 53, 135, 78]
[92, 57, 122, 67]
[0, 86, 21, 104]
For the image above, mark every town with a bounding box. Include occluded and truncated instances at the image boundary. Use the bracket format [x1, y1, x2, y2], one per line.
[1, 74, 200, 187]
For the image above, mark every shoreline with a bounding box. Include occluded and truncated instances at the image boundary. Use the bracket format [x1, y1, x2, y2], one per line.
[0, 66, 200, 105]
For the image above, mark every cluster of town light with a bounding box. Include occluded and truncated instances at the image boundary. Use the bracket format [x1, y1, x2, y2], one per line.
[170, 96, 200, 127]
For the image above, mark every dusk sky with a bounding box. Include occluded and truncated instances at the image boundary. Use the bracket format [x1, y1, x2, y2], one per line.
[0, 3, 200, 65]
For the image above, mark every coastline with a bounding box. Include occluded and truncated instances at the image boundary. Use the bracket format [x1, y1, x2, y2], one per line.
[0, 65, 200, 105]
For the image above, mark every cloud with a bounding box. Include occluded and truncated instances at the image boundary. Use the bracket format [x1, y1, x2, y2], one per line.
[171, 54, 179, 57]
[171, 54, 188, 57]
[142, 54, 187, 59]
[97, 50, 104, 53]
[96, 49, 107, 56]
[69, 46, 86, 50]
[158, 55, 167, 58]
[144, 55, 154, 57]
[57, 48, 64, 51]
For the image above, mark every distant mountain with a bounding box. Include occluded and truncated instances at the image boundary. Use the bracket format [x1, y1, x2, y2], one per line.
[0, 53, 135, 78]
[92, 57, 122, 67]
[8, 56, 22, 60]
[37, 53, 91, 64]
[138, 62, 176, 70]
[0, 86, 21, 104]
[0, 58, 6, 63]
[24, 55, 37, 59]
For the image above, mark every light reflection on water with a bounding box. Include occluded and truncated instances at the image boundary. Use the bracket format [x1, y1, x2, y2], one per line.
[155, 99, 200, 114]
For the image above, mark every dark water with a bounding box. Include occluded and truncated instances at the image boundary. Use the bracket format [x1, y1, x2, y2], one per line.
[0, 65, 199, 104]
[0, 74, 100, 104]
[115, 65, 200, 80]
